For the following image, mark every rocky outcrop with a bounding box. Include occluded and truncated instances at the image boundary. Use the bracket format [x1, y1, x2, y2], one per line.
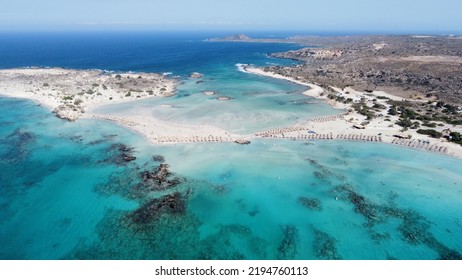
[234, 139, 251, 145]
[217, 96, 233, 101]
[94, 156, 186, 200]
[189, 72, 203, 79]
[52, 105, 82, 121]
[134, 163, 184, 193]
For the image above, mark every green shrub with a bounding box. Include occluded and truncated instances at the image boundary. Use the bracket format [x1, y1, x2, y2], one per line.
[388, 106, 398, 116]
[416, 129, 442, 138]
[373, 103, 386, 110]
[422, 122, 437, 128]
[396, 118, 413, 128]
[449, 132, 461, 142]
[401, 108, 418, 119]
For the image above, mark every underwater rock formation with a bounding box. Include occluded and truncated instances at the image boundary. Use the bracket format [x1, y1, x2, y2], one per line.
[234, 139, 251, 145]
[312, 228, 342, 260]
[128, 192, 186, 225]
[94, 168, 141, 198]
[298, 196, 322, 211]
[0, 128, 36, 164]
[211, 184, 229, 195]
[101, 143, 137, 165]
[334, 183, 462, 259]
[277, 225, 298, 259]
[96, 159, 185, 199]
[333, 184, 384, 226]
[152, 155, 166, 163]
[136, 163, 184, 192]
[306, 158, 346, 182]
[217, 96, 233, 101]
[68, 135, 84, 143]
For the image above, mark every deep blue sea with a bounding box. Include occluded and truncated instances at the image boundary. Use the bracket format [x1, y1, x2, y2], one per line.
[0, 32, 461, 259]
[0, 31, 301, 73]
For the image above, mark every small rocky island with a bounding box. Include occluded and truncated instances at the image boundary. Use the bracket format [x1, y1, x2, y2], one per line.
[208, 34, 252, 42]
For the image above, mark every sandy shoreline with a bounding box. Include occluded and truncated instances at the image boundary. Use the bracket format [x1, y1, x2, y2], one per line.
[82, 113, 245, 145]
[1, 67, 461, 159]
[243, 66, 462, 159]
[0, 68, 176, 121]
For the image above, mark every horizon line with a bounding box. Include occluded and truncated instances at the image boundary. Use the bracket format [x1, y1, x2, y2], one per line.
[0, 28, 461, 36]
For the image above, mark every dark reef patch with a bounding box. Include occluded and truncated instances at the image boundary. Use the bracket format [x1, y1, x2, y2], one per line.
[127, 192, 186, 226]
[0, 128, 36, 165]
[382, 206, 462, 259]
[306, 158, 346, 182]
[333, 183, 462, 259]
[68, 135, 84, 143]
[152, 155, 166, 163]
[277, 225, 298, 259]
[312, 228, 342, 260]
[248, 208, 259, 217]
[333, 184, 385, 226]
[140, 164, 175, 189]
[211, 184, 229, 195]
[298, 196, 322, 211]
[65, 196, 270, 259]
[100, 143, 137, 165]
[94, 168, 141, 198]
[88, 139, 106, 145]
[95, 161, 186, 200]
[103, 134, 118, 141]
[130, 163, 185, 198]
[199, 224, 270, 260]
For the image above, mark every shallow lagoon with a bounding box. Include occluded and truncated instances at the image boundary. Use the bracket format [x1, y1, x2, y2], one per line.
[93, 68, 341, 134]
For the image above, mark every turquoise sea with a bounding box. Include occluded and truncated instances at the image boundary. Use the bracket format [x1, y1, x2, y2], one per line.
[0, 32, 461, 259]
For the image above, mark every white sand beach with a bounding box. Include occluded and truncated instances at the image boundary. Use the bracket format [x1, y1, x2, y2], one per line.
[243, 66, 462, 159]
[0, 68, 176, 121]
[1, 67, 462, 158]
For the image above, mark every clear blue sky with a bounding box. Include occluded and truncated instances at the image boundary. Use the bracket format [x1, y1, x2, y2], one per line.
[1, 0, 461, 33]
